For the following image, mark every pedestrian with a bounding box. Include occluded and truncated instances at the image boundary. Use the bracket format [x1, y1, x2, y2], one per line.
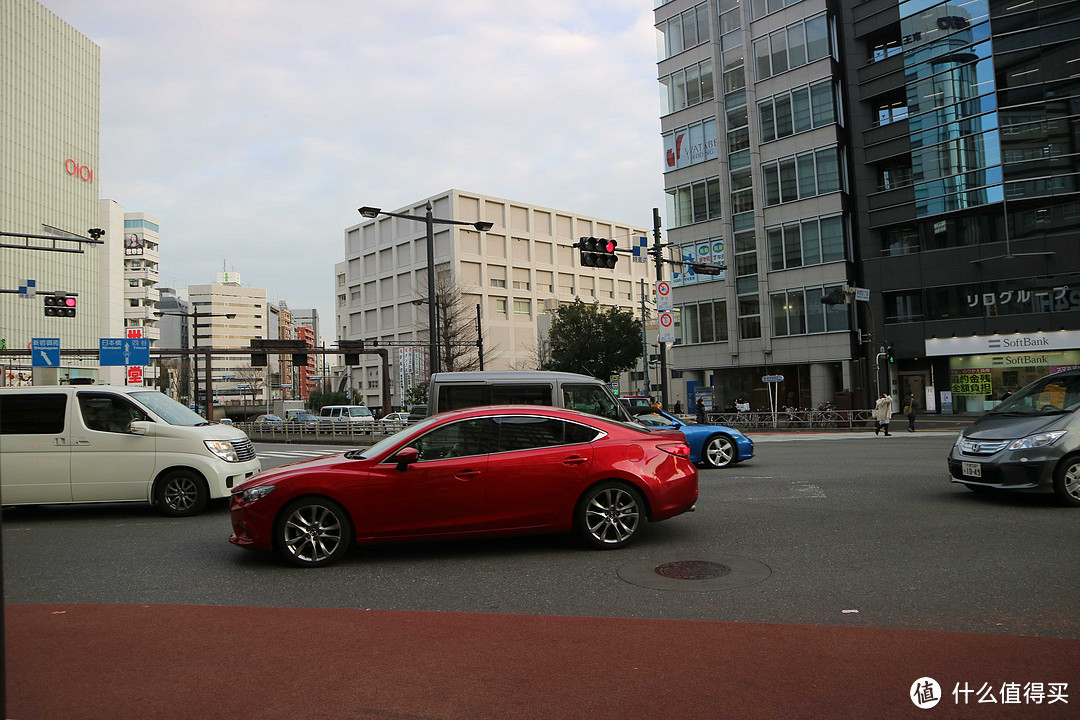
[650, 396, 661, 409]
[735, 397, 750, 413]
[673, 400, 682, 415]
[695, 398, 706, 424]
[904, 393, 918, 432]
[873, 393, 893, 436]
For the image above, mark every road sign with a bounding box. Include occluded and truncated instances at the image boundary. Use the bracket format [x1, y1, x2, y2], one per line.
[31, 338, 60, 367]
[656, 281, 673, 312]
[127, 366, 143, 384]
[100, 338, 150, 366]
[658, 311, 675, 343]
[609, 373, 620, 396]
[762, 374, 785, 383]
[853, 287, 871, 302]
[18, 279, 37, 299]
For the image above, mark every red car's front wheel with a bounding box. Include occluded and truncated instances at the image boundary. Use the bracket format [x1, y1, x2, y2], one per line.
[275, 497, 353, 567]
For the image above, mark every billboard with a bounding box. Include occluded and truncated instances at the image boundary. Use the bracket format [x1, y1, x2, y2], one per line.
[125, 233, 145, 256]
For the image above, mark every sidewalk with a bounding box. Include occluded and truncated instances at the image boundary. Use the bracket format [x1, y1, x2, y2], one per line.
[6, 603, 1079, 719]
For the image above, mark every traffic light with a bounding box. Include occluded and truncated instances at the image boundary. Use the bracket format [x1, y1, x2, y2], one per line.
[44, 295, 77, 317]
[577, 237, 618, 268]
[886, 344, 895, 363]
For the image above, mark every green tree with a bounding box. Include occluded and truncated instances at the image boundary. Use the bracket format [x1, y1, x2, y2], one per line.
[404, 382, 429, 407]
[308, 389, 348, 412]
[543, 299, 642, 380]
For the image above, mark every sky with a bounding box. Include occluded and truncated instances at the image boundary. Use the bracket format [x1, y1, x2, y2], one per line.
[40, 0, 667, 335]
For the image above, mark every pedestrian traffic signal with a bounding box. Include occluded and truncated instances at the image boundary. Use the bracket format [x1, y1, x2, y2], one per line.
[44, 295, 77, 317]
[577, 237, 618, 268]
[886, 344, 895, 363]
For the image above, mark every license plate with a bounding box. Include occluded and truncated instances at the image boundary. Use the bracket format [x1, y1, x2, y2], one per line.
[962, 462, 982, 478]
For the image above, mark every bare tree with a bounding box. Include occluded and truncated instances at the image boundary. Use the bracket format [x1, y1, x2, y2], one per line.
[234, 365, 266, 415]
[418, 268, 498, 372]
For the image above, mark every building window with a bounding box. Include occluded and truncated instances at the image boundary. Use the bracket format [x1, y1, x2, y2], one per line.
[495, 299, 508, 315]
[513, 300, 531, 316]
[762, 146, 845, 206]
[676, 300, 728, 345]
[663, 118, 719, 172]
[738, 296, 761, 340]
[665, 176, 722, 228]
[491, 278, 506, 288]
[512, 281, 531, 290]
[659, 59, 715, 116]
[767, 215, 846, 270]
[655, 2, 710, 62]
[754, 13, 831, 82]
[758, 80, 837, 143]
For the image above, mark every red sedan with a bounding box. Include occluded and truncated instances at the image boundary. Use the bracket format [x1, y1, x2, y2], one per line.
[230, 405, 698, 567]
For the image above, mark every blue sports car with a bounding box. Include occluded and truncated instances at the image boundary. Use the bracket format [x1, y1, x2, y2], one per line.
[632, 409, 753, 468]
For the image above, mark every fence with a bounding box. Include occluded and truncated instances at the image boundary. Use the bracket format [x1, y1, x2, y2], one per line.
[705, 408, 876, 431]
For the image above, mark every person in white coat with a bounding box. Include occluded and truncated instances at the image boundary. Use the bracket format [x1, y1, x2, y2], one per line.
[873, 393, 893, 436]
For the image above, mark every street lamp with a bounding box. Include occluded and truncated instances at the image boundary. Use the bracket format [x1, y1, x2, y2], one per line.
[360, 202, 493, 374]
[155, 308, 236, 418]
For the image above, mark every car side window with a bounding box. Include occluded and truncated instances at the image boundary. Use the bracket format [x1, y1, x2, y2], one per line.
[495, 416, 566, 452]
[78, 393, 149, 433]
[438, 385, 490, 412]
[0, 393, 67, 434]
[490, 384, 552, 406]
[563, 384, 624, 421]
[412, 418, 496, 461]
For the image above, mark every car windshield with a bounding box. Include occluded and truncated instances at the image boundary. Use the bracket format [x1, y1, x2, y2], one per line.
[128, 391, 210, 426]
[990, 373, 1080, 415]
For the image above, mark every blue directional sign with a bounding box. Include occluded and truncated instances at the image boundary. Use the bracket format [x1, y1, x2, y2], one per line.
[99, 337, 150, 366]
[31, 338, 60, 367]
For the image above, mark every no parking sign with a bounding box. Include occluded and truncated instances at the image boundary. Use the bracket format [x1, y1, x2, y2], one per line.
[658, 311, 675, 343]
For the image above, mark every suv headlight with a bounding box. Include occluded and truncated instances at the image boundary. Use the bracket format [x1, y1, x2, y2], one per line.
[1007, 430, 1067, 451]
[205, 440, 239, 462]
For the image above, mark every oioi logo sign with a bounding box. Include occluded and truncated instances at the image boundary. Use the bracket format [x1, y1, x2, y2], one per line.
[64, 158, 94, 182]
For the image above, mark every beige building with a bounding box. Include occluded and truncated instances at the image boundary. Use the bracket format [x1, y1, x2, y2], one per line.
[187, 274, 267, 408]
[337, 189, 652, 409]
[1, 0, 101, 374]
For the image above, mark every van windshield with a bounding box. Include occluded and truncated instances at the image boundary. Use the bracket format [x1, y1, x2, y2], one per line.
[129, 391, 210, 426]
[990, 373, 1080, 416]
[562, 384, 633, 423]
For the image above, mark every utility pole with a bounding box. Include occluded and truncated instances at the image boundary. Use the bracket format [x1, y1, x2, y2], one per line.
[652, 208, 670, 410]
[640, 278, 650, 396]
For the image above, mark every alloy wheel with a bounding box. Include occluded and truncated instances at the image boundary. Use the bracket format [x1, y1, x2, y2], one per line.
[584, 487, 640, 545]
[283, 504, 344, 564]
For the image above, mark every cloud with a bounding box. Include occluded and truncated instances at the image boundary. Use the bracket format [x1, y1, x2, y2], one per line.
[41, 0, 667, 333]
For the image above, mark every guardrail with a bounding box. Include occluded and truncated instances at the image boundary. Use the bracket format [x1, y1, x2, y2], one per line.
[705, 409, 876, 431]
[236, 420, 413, 442]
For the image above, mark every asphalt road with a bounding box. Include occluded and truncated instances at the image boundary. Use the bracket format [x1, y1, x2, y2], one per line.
[3, 432, 1077, 639]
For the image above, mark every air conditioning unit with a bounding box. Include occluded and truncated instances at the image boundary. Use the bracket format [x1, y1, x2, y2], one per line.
[542, 298, 559, 312]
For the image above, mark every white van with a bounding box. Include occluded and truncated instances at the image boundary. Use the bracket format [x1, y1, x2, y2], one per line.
[318, 405, 375, 425]
[0, 386, 261, 516]
[427, 371, 634, 423]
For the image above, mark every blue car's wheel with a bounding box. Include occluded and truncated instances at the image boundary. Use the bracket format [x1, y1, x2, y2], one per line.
[702, 435, 737, 469]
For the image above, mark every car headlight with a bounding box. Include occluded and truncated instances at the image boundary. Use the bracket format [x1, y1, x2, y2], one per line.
[1007, 431, 1067, 451]
[238, 485, 276, 504]
[205, 440, 239, 462]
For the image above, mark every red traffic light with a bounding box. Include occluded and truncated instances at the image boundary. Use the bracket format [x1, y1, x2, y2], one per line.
[64, 297, 77, 308]
[604, 239, 616, 253]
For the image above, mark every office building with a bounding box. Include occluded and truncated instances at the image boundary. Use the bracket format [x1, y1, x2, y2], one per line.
[337, 190, 652, 410]
[1, 0, 101, 376]
[655, 0, 1080, 412]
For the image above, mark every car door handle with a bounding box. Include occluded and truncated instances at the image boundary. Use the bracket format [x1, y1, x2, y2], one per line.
[74, 439, 91, 446]
[563, 456, 588, 466]
[455, 470, 482, 480]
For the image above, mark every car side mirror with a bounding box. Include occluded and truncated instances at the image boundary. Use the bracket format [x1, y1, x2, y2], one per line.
[129, 421, 151, 436]
[392, 446, 419, 471]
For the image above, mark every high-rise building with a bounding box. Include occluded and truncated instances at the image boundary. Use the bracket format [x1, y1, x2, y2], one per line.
[337, 190, 652, 410]
[656, 0, 1080, 413]
[2, 0, 101, 376]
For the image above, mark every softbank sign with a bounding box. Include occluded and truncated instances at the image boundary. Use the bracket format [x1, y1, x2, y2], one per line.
[926, 331, 1080, 357]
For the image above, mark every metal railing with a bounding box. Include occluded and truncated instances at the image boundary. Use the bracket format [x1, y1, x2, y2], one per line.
[236, 419, 413, 442]
[705, 409, 876, 431]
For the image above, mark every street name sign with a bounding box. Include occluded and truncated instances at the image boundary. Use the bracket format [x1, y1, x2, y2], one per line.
[100, 337, 150, 366]
[31, 338, 60, 367]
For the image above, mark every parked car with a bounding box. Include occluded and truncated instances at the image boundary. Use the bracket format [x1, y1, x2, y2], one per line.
[294, 412, 320, 429]
[318, 405, 375, 426]
[230, 405, 698, 566]
[407, 405, 427, 423]
[380, 411, 411, 427]
[948, 368, 1080, 506]
[629, 408, 753, 468]
[218, 418, 234, 426]
[0, 385, 260, 516]
[252, 414, 284, 428]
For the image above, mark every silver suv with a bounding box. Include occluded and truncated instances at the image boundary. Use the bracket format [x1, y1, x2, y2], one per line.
[948, 369, 1080, 506]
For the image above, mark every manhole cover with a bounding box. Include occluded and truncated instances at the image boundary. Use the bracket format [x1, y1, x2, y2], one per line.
[655, 560, 732, 580]
[618, 555, 771, 592]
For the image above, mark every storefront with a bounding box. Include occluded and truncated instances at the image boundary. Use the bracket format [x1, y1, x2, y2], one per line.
[926, 331, 1080, 414]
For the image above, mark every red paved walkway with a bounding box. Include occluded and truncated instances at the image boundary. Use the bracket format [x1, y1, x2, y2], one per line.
[5, 603, 1078, 719]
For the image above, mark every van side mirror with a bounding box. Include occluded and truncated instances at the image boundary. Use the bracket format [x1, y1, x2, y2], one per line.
[392, 446, 419, 471]
[129, 421, 151, 436]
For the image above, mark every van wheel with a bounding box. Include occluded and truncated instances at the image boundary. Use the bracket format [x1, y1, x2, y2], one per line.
[155, 470, 209, 517]
[1052, 456, 1080, 507]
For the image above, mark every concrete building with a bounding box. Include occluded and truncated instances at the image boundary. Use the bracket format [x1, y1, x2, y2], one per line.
[187, 273, 268, 410]
[1, 0, 101, 379]
[337, 190, 653, 410]
[655, 0, 1080, 414]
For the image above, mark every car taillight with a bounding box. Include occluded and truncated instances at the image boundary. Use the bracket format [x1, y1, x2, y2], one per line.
[657, 442, 691, 458]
